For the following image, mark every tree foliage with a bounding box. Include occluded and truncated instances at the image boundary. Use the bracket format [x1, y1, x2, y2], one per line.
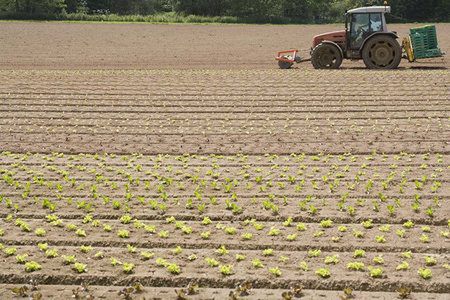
[0, 0, 66, 16]
[0, 0, 448, 22]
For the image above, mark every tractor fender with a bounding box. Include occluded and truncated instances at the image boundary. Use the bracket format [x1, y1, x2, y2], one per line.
[359, 32, 399, 52]
[312, 41, 344, 59]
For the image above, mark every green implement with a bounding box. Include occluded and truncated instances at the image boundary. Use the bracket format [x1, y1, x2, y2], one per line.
[408, 25, 443, 60]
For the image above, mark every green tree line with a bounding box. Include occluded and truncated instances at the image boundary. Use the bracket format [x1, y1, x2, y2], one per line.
[0, 0, 449, 23]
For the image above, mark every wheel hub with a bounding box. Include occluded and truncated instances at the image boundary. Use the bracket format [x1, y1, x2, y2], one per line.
[318, 49, 337, 67]
[370, 42, 394, 66]
[321, 53, 334, 65]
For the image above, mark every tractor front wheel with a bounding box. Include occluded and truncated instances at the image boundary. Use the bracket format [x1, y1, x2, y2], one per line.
[362, 35, 402, 69]
[311, 43, 343, 69]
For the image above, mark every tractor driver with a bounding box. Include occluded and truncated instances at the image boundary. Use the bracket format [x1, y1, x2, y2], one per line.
[351, 14, 370, 48]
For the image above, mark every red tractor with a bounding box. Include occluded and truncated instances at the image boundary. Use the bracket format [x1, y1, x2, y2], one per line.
[276, 5, 443, 69]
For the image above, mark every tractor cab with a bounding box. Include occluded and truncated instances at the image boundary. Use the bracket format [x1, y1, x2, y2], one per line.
[345, 6, 391, 55]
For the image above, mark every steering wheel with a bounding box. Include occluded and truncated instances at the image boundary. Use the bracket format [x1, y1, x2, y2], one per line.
[357, 26, 369, 36]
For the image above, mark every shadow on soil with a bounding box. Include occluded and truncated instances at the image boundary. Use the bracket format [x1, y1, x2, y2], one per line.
[292, 66, 448, 70]
[409, 66, 448, 70]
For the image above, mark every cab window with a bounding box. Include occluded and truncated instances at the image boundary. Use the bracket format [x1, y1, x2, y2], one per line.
[350, 13, 382, 49]
[370, 13, 382, 32]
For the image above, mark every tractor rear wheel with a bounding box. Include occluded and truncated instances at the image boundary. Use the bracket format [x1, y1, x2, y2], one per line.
[311, 43, 343, 69]
[362, 35, 402, 69]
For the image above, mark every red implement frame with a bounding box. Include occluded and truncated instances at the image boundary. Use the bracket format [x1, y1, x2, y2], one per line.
[275, 49, 298, 62]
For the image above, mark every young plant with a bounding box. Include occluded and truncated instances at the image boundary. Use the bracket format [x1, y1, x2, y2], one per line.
[262, 248, 274, 256]
[308, 249, 321, 258]
[396, 229, 406, 238]
[420, 234, 430, 243]
[45, 249, 58, 258]
[61, 255, 77, 265]
[298, 261, 309, 271]
[111, 257, 122, 266]
[219, 264, 234, 276]
[372, 255, 384, 265]
[361, 219, 373, 229]
[424, 256, 437, 266]
[216, 245, 229, 256]
[368, 266, 383, 278]
[296, 223, 307, 231]
[324, 254, 339, 265]
[140, 251, 154, 260]
[396, 261, 410, 271]
[172, 246, 183, 255]
[122, 262, 135, 274]
[205, 257, 219, 267]
[252, 258, 264, 268]
[320, 219, 333, 228]
[315, 268, 331, 278]
[24, 261, 41, 272]
[117, 229, 130, 238]
[418, 268, 432, 279]
[3, 247, 17, 256]
[75, 229, 87, 237]
[353, 249, 366, 258]
[34, 228, 46, 237]
[187, 254, 197, 261]
[158, 230, 169, 238]
[200, 231, 211, 239]
[167, 263, 181, 274]
[378, 225, 391, 233]
[15, 254, 28, 264]
[375, 235, 386, 243]
[73, 262, 87, 273]
[268, 227, 280, 236]
[38, 243, 48, 252]
[80, 245, 93, 253]
[338, 225, 348, 232]
[240, 232, 253, 240]
[286, 233, 297, 241]
[201, 217, 212, 225]
[421, 226, 431, 232]
[313, 230, 325, 237]
[403, 220, 414, 229]
[283, 217, 293, 227]
[225, 227, 237, 235]
[66, 223, 78, 231]
[401, 251, 413, 259]
[155, 257, 168, 267]
[347, 261, 365, 271]
[352, 230, 364, 238]
[181, 225, 193, 235]
[269, 267, 282, 277]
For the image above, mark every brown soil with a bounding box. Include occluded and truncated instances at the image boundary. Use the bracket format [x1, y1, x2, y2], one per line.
[0, 21, 449, 299]
[0, 22, 448, 69]
[0, 152, 449, 298]
[1, 284, 448, 300]
[0, 69, 448, 155]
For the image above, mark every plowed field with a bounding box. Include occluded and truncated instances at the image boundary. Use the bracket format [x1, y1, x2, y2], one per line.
[0, 22, 449, 299]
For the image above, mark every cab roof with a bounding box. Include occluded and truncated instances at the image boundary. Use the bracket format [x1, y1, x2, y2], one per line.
[347, 6, 391, 14]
